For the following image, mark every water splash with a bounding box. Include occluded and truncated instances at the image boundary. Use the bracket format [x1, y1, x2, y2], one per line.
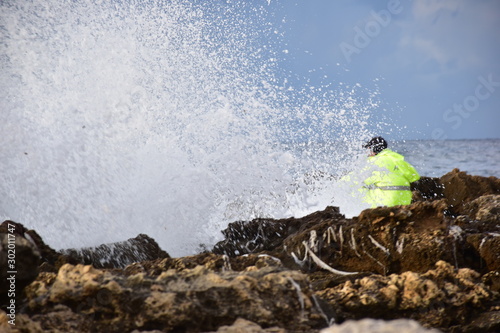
[1, 0, 379, 256]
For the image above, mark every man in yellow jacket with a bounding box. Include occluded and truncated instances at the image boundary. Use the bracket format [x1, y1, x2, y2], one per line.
[361, 136, 420, 207]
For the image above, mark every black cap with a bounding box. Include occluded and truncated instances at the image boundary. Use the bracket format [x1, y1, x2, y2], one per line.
[363, 136, 388, 154]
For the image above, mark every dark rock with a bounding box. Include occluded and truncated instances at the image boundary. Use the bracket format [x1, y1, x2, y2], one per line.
[483, 271, 500, 293]
[0, 220, 79, 275]
[60, 234, 170, 269]
[465, 233, 500, 272]
[411, 176, 445, 202]
[462, 310, 500, 333]
[462, 194, 500, 226]
[23, 262, 333, 333]
[439, 168, 500, 214]
[4, 169, 500, 333]
[0, 221, 41, 307]
[123, 252, 285, 277]
[213, 206, 347, 257]
[316, 261, 498, 331]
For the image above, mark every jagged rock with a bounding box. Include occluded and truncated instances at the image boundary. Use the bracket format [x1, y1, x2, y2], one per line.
[461, 309, 500, 333]
[214, 195, 497, 277]
[411, 169, 500, 216]
[439, 169, 500, 214]
[462, 194, 500, 225]
[411, 176, 445, 202]
[0, 220, 81, 275]
[283, 200, 456, 276]
[5, 169, 500, 333]
[60, 234, 170, 269]
[213, 199, 471, 275]
[321, 318, 442, 333]
[123, 252, 285, 277]
[464, 233, 500, 272]
[316, 261, 498, 331]
[23, 263, 333, 332]
[213, 206, 347, 257]
[0, 221, 41, 307]
[483, 271, 500, 293]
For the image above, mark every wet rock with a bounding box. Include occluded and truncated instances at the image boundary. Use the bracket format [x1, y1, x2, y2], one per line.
[236, 196, 496, 278]
[265, 200, 457, 276]
[61, 233, 170, 269]
[465, 233, 500, 272]
[461, 309, 500, 333]
[23, 262, 332, 332]
[213, 206, 346, 257]
[316, 261, 498, 331]
[123, 252, 285, 277]
[462, 194, 500, 226]
[0, 221, 41, 307]
[411, 176, 445, 202]
[483, 271, 500, 293]
[439, 169, 500, 214]
[0, 220, 80, 275]
[6, 169, 500, 333]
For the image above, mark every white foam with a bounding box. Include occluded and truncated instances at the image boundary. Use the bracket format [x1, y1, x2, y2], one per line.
[0, 0, 378, 256]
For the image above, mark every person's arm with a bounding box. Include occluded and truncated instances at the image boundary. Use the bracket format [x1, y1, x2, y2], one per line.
[399, 160, 420, 183]
[363, 168, 383, 188]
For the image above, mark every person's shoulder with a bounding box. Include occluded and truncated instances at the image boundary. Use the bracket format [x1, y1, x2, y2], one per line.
[383, 149, 404, 159]
[380, 148, 397, 155]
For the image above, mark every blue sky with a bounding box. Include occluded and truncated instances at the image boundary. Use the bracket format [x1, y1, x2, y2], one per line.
[268, 0, 500, 140]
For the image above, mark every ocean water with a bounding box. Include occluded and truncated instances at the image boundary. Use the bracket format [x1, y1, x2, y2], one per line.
[1, 0, 498, 257]
[393, 139, 500, 178]
[293, 139, 500, 179]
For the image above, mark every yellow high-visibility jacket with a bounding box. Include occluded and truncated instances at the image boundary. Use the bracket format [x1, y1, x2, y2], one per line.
[362, 149, 420, 207]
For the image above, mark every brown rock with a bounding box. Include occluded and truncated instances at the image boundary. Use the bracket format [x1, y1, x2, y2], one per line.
[213, 206, 346, 257]
[123, 252, 286, 277]
[279, 200, 455, 276]
[316, 261, 498, 331]
[0, 220, 79, 274]
[0, 221, 41, 307]
[213, 194, 497, 277]
[7, 169, 500, 333]
[439, 169, 500, 214]
[24, 262, 333, 332]
[462, 194, 500, 226]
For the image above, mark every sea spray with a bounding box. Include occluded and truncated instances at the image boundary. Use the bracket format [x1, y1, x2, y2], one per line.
[1, 0, 380, 256]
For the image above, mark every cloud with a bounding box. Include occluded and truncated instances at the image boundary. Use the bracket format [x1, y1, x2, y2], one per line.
[396, 0, 500, 74]
[412, 0, 461, 19]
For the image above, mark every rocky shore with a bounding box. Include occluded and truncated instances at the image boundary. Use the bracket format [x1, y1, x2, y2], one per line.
[1, 168, 499, 332]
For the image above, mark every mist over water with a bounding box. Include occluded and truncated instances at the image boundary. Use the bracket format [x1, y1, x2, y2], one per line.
[1, 0, 379, 256]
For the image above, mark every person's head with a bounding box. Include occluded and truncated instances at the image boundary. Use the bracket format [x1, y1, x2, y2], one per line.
[363, 136, 388, 155]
